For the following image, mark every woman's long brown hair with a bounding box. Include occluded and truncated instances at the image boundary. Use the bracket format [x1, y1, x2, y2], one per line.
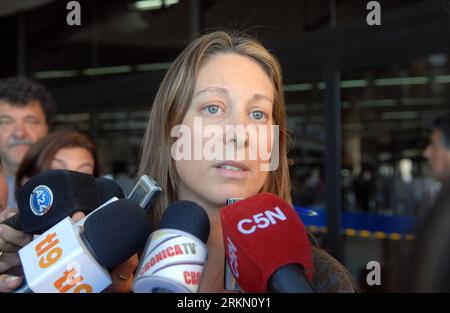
[137, 30, 360, 292]
[138, 30, 292, 228]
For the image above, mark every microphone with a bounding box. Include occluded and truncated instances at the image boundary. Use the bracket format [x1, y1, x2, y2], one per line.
[1, 170, 125, 233]
[223, 198, 243, 292]
[95, 176, 125, 203]
[133, 200, 210, 293]
[126, 175, 161, 213]
[220, 192, 314, 293]
[15, 198, 151, 293]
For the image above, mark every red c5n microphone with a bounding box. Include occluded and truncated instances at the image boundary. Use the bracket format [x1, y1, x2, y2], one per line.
[220, 192, 314, 293]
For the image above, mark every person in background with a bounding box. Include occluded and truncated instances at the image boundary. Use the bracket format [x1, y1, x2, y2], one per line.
[420, 112, 450, 218]
[423, 112, 450, 186]
[392, 112, 450, 291]
[14, 130, 99, 195]
[0, 130, 137, 292]
[0, 77, 53, 209]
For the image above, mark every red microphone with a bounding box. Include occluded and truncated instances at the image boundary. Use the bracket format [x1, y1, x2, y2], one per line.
[220, 192, 314, 293]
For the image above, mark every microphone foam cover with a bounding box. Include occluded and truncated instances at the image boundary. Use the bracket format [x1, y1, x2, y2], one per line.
[158, 200, 210, 243]
[83, 198, 152, 268]
[17, 170, 99, 234]
[95, 177, 125, 203]
[220, 192, 314, 292]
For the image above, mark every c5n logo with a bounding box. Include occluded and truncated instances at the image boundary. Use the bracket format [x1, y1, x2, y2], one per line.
[66, 1, 81, 26]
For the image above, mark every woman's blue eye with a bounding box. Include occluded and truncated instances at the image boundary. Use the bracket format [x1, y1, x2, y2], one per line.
[203, 105, 221, 115]
[251, 110, 266, 121]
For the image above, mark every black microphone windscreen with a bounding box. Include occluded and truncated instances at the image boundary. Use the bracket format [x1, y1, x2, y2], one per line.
[83, 198, 152, 268]
[1, 214, 21, 230]
[158, 200, 210, 243]
[17, 170, 99, 234]
[95, 177, 125, 203]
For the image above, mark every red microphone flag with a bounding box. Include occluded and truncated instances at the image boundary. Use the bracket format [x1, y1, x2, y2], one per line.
[220, 192, 313, 292]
